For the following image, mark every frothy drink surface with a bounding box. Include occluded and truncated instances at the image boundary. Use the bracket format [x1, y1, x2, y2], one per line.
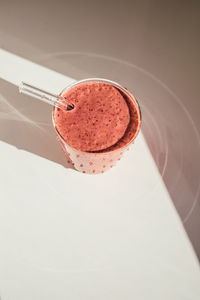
[54, 82, 139, 152]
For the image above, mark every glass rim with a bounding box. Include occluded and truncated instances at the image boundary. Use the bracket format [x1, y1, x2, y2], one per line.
[52, 77, 142, 155]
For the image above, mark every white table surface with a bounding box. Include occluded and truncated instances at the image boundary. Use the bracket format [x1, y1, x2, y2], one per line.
[0, 49, 200, 300]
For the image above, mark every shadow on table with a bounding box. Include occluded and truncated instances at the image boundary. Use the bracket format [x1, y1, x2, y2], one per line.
[34, 51, 200, 260]
[1, 54, 200, 260]
[0, 79, 73, 170]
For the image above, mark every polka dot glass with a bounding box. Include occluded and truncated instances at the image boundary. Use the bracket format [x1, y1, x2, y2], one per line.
[52, 78, 141, 174]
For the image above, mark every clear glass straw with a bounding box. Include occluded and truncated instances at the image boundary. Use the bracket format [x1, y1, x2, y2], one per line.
[19, 82, 74, 111]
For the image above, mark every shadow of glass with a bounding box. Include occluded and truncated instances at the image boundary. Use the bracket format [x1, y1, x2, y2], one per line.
[1, 52, 200, 258]
[33, 52, 200, 258]
[0, 79, 73, 170]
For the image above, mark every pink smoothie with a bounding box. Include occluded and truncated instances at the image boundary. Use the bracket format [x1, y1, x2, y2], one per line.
[54, 82, 132, 152]
[105, 89, 139, 152]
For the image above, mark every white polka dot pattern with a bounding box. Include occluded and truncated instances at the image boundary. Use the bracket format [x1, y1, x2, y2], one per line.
[57, 134, 125, 174]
